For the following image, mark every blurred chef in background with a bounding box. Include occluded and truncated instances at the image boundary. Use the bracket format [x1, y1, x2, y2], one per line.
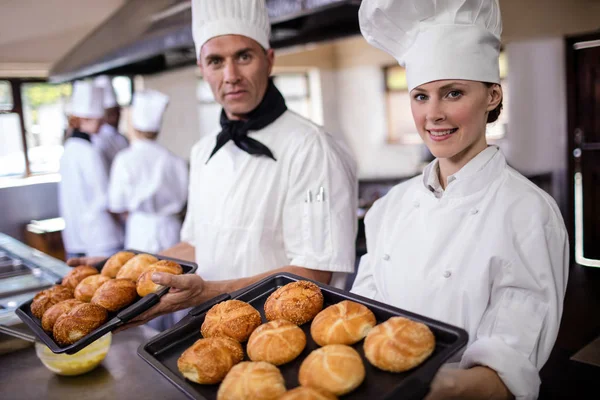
[59, 80, 124, 259]
[93, 75, 129, 170]
[108, 89, 188, 254]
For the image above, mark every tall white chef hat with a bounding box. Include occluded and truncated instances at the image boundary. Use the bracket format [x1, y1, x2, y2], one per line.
[191, 0, 271, 59]
[131, 89, 169, 133]
[70, 80, 104, 119]
[359, 0, 502, 91]
[93, 75, 119, 109]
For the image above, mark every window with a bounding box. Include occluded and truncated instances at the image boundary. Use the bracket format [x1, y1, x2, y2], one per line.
[385, 51, 509, 144]
[0, 77, 133, 180]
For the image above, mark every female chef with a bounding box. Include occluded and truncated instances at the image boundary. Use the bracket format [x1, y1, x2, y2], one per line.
[59, 81, 124, 258]
[108, 89, 189, 253]
[352, 1, 569, 399]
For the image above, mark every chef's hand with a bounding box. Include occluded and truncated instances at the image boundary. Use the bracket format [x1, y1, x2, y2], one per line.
[424, 366, 513, 400]
[114, 272, 207, 332]
[66, 256, 107, 267]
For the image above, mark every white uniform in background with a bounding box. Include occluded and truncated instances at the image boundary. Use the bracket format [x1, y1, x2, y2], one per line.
[93, 76, 128, 169]
[181, 110, 358, 287]
[354, 1, 569, 399]
[59, 81, 123, 257]
[109, 90, 188, 254]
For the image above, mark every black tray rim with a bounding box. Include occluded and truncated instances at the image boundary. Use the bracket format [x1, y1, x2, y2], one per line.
[138, 272, 469, 400]
[15, 249, 198, 355]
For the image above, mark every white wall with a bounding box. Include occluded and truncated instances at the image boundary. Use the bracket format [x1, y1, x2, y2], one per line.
[142, 66, 202, 161]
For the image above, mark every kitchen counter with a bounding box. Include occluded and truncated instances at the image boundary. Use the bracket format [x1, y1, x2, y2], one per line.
[0, 325, 187, 400]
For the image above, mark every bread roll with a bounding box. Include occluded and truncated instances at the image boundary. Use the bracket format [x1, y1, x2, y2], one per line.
[310, 300, 376, 346]
[61, 265, 99, 290]
[91, 279, 137, 312]
[247, 319, 306, 365]
[217, 361, 286, 400]
[201, 300, 262, 342]
[31, 285, 74, 319]
[264, 281, 323, 326]
[136, 260, 183, 297]
[298, 344, 365, 396]
[101, 251, 136, 278]
[279, 387, 338, 400]
[177, 336, 244, 384]
[363, 316, 435, 372]
[53, 303, 108, 346]
[41, 299, 84, 333]
[74, 275, 112, 302]
[115, 253, 158, 282]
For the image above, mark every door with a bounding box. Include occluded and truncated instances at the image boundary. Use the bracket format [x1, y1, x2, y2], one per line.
[567, 32, 600, 267]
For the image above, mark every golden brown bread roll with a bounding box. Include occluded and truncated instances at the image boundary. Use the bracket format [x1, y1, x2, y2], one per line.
[279, 387, 338, 400]
[41, 299, 84, 333]
[177, 336, 244, 384]
[53, 303, 108, 346]
[31, 285, 74, 319]
[136, 260, 183, 297]
[217, 361, 286, 400]
[247, 319, 306, 365]
[115, 253, 158, 282]
[363, 316, 435, 372]
[298, 344, 365, 396]
[61, 265, 99, 290]
[74, 275, 112, 302]
[201, 300, 262, 342]
[310, 300, 377, 346]
[264, 281, 324, 326]
[90, 279, 137, 312]
[101, 251, 136, 278]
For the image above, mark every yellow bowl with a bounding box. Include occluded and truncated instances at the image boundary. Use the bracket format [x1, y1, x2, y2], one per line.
[35, 333, 112, 376]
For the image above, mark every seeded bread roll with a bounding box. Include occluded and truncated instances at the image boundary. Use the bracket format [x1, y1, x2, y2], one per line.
[31, 285, 74, 319]
[217, 361, 286, 400]
[298, 344, 365, 396]
[264, 281, 324, 326]
[363, 316, 435, 372]
[41, 299, 84, 333]
[177, 336, 244, 384]
[101, 251, 136, 278]
[247, 319, 306, 365]
[62, 265, 99, 290]
[91, 279, 137, 312]
[53, 303, 108, 346]
[116, 253, 158, 282]
[74, 275, 112, 302]
[279, 387, 338, 400]
[136, 260, 183, 297]
[310, 300, 377, 346]
[201, 300, 262, 342]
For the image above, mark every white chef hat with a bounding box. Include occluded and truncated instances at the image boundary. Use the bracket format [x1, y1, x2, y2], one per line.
[93, 75, 119, 109]
[359, 0, 502, 91]
[131, 89, 169, 133]
[70, 80, 104, 119]
[191, 0, 271, 59]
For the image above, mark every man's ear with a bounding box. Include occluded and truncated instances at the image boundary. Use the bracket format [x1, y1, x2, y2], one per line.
[487, 83, 503, 112]
[266, 48, 275, 75]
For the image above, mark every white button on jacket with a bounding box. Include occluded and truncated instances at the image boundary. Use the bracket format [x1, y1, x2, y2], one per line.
[352, 147, 569, 400]
[181, 111, 358, 287]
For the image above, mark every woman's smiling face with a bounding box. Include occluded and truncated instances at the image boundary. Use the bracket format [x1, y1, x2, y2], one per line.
[410, 80, 502, 168]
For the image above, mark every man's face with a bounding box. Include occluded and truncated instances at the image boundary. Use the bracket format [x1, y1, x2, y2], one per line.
[198, 35, 274, 120]
[104, 107, 120, 128]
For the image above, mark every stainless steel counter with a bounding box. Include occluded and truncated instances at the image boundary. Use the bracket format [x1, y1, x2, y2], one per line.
[0, 326, 188, 400]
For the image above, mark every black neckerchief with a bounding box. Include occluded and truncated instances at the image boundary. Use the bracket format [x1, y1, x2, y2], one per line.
[71, 129, 91, 142]
[206, 79, 287, 163]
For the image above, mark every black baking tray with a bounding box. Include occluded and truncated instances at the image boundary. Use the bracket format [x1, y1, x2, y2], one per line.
[138, 272, 469, 400]
[15, 250, 198, 355]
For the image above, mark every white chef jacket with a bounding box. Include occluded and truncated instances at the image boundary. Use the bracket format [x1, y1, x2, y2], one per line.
[59, 135, 124, 256]
[351, 146, 569, 400]
[92, 123, 128, 170]
[109, 139, 189, 254]
[181, 110, 358, 285]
